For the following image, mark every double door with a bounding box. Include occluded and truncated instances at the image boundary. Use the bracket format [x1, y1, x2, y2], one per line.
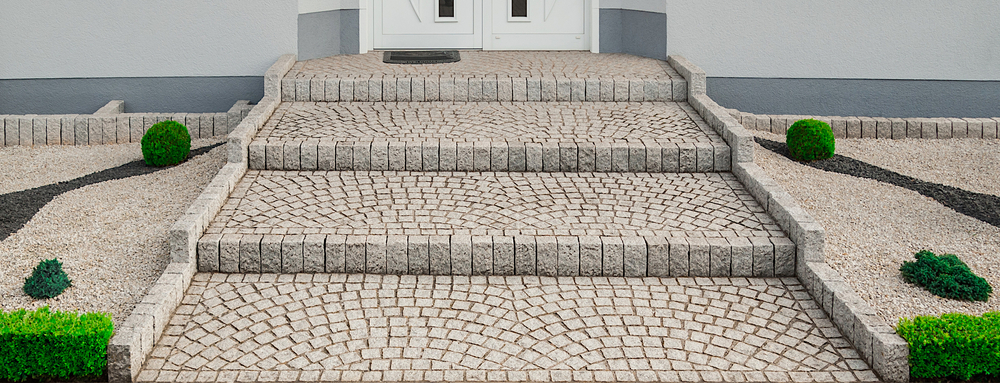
[374, 0, 591, 50]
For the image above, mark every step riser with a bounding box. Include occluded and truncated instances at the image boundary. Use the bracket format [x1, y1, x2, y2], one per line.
[197, 235, 795, 277]
[249, 141, 730, 172]
[281, 77, 687, 103]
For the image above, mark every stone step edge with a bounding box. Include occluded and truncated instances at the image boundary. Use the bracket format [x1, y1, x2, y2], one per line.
[248, 140, 730, 172]
[197, 234, 795, 278]
[281, 76, 688, 103]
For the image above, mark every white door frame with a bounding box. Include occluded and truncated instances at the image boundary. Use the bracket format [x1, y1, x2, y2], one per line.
[362, 0, 599, 52]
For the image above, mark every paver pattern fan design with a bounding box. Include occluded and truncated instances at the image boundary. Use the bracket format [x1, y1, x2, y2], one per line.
[139, 274, 877, 383]
[257, 102, 722, 144]
[208, 172, 777, 237]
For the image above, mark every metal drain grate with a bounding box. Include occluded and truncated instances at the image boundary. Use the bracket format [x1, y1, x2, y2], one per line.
[383, 50, 461, 64]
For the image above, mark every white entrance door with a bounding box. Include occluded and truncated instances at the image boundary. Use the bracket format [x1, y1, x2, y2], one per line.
[374, 0, 483, 49]
[484, 0, 590, 50]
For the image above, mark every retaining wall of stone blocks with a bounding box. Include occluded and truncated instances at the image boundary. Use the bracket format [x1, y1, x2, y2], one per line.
[248, 140, 732, 172]
[281, 76, 687, 102]
[106, 56, 296, 383]
[730, 109, 1000, 140]
[0, 100, 252, 147]
[195, 234, 795, 278]
[669, 56, 909, 383]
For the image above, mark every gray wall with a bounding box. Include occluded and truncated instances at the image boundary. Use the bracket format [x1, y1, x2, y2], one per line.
[0, 0, 295, 114]
[0, 77, 264, 115]
[298, 9, 361, 61]
[660, 0, 1000, 117]
[664, 0, 1000, 80]
[599, 9, 667, 60]
[708, 77, 1000, 119]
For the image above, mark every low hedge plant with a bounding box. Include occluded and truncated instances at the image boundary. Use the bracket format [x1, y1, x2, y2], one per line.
[900, 250, 992, 301]
[0, 306, 114, 381]
[898, 312, 1000, 380]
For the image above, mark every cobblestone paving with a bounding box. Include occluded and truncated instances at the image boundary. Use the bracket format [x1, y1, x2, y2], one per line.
[254, 102, 723, 145]
[205, 172, 781, 238]
[137, 274, 876, 383]
[285, 51, 679, 80]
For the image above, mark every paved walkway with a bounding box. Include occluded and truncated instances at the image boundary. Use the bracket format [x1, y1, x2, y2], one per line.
[144, 52, 879, 382]
[137, 274, 877, 383]
[286, 51, 681, 80]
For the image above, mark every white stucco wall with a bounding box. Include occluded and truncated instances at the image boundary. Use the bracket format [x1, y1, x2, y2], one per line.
[665, 0, 1000, 80]
[0, 0, 297, 79]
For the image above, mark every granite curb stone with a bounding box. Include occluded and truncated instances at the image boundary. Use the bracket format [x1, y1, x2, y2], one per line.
[283, 76, 687, 102]
[197, 234, 792, 278]
[727, 109, 1000, 140]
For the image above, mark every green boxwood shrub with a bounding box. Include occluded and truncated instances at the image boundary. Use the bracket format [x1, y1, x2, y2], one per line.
[786, 119, 836, 161]
[23, 258, 72, 299]
[141, 120, 191, 167]
[898, 312, 1000, 380]
[0, 306, 114, 381]
[900, 250, 992, 301]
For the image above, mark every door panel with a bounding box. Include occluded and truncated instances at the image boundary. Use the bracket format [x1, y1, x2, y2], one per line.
[487, 0, 589, 50]
[375, 0, 482, 49]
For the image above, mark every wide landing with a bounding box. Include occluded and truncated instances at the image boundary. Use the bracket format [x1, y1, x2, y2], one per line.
[137, 274, 877, 383]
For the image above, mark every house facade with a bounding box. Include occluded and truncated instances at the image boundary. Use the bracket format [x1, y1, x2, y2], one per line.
[1, 0, 997, 117]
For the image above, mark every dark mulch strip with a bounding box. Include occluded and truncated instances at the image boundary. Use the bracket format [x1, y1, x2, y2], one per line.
[755, 137, 1000, 229]
[0, 143, 224, 242]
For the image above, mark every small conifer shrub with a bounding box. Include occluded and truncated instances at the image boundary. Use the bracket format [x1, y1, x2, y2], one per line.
[23, 259, 72, 299]
[900, 250, 992, 301]
[141, 120, 191, 166]
[786, 119, 835, 161]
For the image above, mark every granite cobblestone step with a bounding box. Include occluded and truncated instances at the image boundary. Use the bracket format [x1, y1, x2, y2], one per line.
[197, 233, 795, 277]
[249, 101, 729, 172]
[197, 171, 791, 277]
[281, 51, 687, 103]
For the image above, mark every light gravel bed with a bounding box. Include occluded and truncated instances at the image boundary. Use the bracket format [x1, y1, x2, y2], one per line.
[0, 139, 226, 328]
[753, 131, 1000, 325]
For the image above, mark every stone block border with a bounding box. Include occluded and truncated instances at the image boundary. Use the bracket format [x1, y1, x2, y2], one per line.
[668, 57, 909, 383]
[0, 100, 253, 147]
[729, 109, 1000, 140]
[195, 234, 795, 278]
[249, 140, 731, 173]
[281, 76, 687, 103]
[106, 55, 296, 383]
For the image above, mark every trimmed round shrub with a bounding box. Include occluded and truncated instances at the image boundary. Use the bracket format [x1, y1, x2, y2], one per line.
[141, 120, 191, 167]
[900, 250, 992, 301]
[786, 119, 835, 161]
[23, 259, 72, 299]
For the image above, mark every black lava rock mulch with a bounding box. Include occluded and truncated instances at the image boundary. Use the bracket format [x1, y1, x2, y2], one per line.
[755, 137, 1000, 229]
[0, 143, 225, 242]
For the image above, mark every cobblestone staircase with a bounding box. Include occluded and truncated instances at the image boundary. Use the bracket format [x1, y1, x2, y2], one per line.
[136, 52, 878, 382]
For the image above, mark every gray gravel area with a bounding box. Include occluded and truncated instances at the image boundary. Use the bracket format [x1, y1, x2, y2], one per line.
[753, 132, 1000, 325]
[0, 138, 226, 328]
